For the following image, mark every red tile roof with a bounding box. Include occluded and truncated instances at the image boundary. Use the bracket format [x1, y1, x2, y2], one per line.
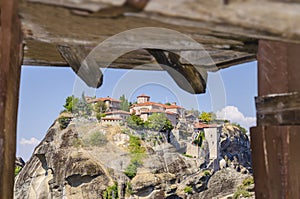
[165, 111, 177, 115]
[99, 97, 121, 102]
[194, 122, 210, 129]
[105, 110, 131, 115]
[194, 122, 218, 128]
[102, 117, 122, 120]
[166, 105, 183, 109]
[137, 94, 150, 98]
[132, 101, 166, 107]
[132, 101, 183, 109]
[87, 97, 121, 103]
[140, 109, 165, 114]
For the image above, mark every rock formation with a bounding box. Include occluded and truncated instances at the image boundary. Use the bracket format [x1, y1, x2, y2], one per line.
[14, 116, 254, 199]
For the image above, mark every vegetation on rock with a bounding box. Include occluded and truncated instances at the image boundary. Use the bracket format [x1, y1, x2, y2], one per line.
[63, 94, 92, 116]
[125, 182, 133, 197]
[58, 116, 72, 129]
[184, 186, 193, 194]
[126, 114, 145, 130]
[83, 131, 107, 147]
[124, 135, 145, 179]
[193, 130, 205, 147]
[199, 111, 216, 123]
[103, 182, 119, 199]
[15, 166, 22, 177]
[233, 176, 254, 198]
[232, 122, 248, 134]
[147, 113, 173, 132]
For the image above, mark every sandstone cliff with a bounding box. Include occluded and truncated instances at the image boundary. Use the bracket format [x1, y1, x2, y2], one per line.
[14, 117, 254, 199]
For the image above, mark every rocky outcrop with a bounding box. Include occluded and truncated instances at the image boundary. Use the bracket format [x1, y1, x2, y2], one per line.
[220, 124, 252, 172]
[14, 118, 253, 199]
[15, 157, 25, 168]
[196, 168, 252, 199]
[14, 121, 113, 199]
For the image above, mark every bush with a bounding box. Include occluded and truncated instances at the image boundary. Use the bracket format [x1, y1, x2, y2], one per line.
[203, 170, 211, 176]
[184, 186, 193, 194]
[124, 161, 138, 179]
[124, 135, 145, 179]
[243, 176, 254, 187]
[84, 131, 107, 147]
[233, 187, 251, 199]
[103, 182, 119, 199]
[125, 182, 133, 196]
[15, 166, 22, 177]
[58, 116, 72, 129]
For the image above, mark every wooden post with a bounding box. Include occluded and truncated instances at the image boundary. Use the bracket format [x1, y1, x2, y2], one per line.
[251, 40, 300, 198]
[0, 0, 23, 198]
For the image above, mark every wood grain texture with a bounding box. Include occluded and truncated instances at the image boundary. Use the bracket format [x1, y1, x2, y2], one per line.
[251, 126, 300, 199]
[0, 0, 23, 198]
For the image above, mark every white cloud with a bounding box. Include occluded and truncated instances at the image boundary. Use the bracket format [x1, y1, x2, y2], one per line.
[20, 137, 40, 145]
[216, 106, 256, 130]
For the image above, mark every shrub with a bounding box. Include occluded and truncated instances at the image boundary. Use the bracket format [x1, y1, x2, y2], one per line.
[15, 166, 22, 176]
[103, 182, 119, 199]
[233, 187, 251, 199]
[203, 170, 211, 176]
[232, 122, 247, 134]
[124, 135, 145, 179]
[243, 176, 254, 187]
[125, 182, 133, 196]
[184, 186, 193, 194]
[58, 116, 71, 129]
[96, 113, 106, 121]
[84, 131, 107, 147]
[124, 162, 138, 179]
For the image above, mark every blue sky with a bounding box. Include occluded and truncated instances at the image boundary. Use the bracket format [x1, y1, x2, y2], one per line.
[17, 61, 257, 161]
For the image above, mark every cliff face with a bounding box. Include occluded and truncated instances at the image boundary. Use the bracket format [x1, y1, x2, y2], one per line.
[14, 118, 253, 199]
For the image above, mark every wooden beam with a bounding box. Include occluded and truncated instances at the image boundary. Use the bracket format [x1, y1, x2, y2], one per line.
[0, 0, 23, 198]
[251, 126, 300, 198]
[251, 40, 300, 198]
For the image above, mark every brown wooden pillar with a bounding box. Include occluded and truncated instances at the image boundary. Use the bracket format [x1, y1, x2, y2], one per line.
[251, 40, 300, 198]
[0, 0, 23, 198]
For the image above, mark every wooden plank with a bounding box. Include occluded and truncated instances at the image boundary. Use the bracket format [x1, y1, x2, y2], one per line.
[253, 40, 300, 199]
[251, 126, 300, 199]
[256, 92, 300, 125]
[258, 40, 300, 96]
[19, 0, 257, 69]
[0, 0, 23, 198]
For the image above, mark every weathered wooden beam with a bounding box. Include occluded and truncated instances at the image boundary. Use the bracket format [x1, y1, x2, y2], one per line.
[256, 92, 300, 126]
[251, 126, 300, 198]
[251, 40, 300, 199]
[0, 0, 23, 198]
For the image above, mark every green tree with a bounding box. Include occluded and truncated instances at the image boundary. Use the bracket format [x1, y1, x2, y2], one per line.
[147, 113, 173, 132]
[94, 100, 107, 113]
[120, 94, 130, 111]
[199, 111, 216, 123]
[63, 96, 79, 113]
[79, 93, 93, 115]
[126, 114, 144, 130]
